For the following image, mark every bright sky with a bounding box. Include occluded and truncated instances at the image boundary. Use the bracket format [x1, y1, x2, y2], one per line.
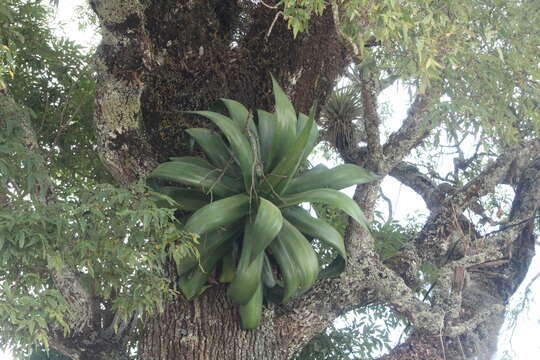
[1, 1, 538, 359]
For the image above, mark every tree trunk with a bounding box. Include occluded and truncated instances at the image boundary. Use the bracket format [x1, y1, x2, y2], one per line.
[139, 287, 284, 360]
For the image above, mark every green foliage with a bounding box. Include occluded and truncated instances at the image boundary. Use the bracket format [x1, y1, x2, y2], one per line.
[372, 218, 410, 261]
[2, 0, 107, 190]
[280, 0, 539, 145]
[1, 0, 537, 357]
[0, 100, 196, 357]
[148, 79, 378, 328]
[0, 0, 18, 88]
[294, 303, 406, 360]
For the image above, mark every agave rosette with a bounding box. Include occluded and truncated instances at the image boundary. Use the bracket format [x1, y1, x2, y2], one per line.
[147, 78, 377, 329]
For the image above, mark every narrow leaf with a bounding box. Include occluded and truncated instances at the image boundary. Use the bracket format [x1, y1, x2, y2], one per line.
[280, 189, 369, 229]
[249, 198, 283, 263]
[269, 76, 297, 169]
[186, 128, 234, 169]
[147, 159, 241, 198]
[286, 164, 378, 194]
[184, 194, 250, 235]
[187, 111, 254, 190]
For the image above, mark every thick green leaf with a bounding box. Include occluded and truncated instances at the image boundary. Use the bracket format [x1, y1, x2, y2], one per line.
[245, 117, 264, 179]
[175, 226, 240, 275]
[151, 187, 209, 211]
[187, 111, 254, 190]
[186, 128, 233, 169]
[239, 282, 263, 329]
[221, 98, 249, 128]
[270, 220, 319, 302]
[319, 257, 346, 278]
[282, 206, 346, 261]
[179, 241, 231, 300]
[218, 252, 235, 283]
[184, 194, 250, 235]
[227, 198, 282, 304]
[264, 114, 314, 194]
[286, 164, 378, 194]
[269, 232, 301, 302]
[280, 189, 369, 230]
[147, 159, 241, 198]
[249, 198, 283, 263]
[269, 76, 297, 169]
[261, 253, 276, 288]
[257, 110, 276, 172]
[275, 219, 320, 297]
[282, 206, 346, 278]
[296, 113, 319, 165]
[228, 224, 265, 305]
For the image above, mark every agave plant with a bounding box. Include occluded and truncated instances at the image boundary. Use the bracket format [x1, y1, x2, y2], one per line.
[147, 78, 376, 329]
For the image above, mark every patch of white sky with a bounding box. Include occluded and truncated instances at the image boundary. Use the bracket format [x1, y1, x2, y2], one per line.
[1, 1, 537, 359]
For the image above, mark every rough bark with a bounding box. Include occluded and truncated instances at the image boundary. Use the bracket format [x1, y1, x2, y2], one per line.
[33, 1, 539, 359]
[139, 287, 282, 360]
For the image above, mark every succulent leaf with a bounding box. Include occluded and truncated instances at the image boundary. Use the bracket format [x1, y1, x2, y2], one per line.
[184, 194, 250, 235]
[227, 231, 264, 304]
[280, 189, 369, 230]
[221, 98, 249, 128]
[264, 113, 315, 194]
[187, 111, 254, 191]
[269, 76, 297, 170]
[239, 283, 263, 329]
[286, 163, 378, 194]
[147, 158, 241, 198]
[257, 110, 276, 171]
[185, 128, 234, 170]
[249, 198, 283, 263]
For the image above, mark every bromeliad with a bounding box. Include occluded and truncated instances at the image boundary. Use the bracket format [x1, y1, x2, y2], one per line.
[147, 78, 377, 329]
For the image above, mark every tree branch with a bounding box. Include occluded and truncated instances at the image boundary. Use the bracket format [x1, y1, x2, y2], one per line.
[450, 139, 540, 210]
[92, 0, 158, 185]
[380, 88, 440, 173]
[331, 0, 360, 58]
[361, 70, 384, 170]
[389, 162, 442, 210]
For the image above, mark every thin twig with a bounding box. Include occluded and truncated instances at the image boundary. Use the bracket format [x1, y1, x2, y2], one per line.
[483, 214, 540, 237]
[457, 336, 467, 360]
[266, 11, 283, 40]
[260, 0, 278, 9]
[331, 0, 359, 57]
[379, 188, 393, 223]
[439, 313, 447, 360]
